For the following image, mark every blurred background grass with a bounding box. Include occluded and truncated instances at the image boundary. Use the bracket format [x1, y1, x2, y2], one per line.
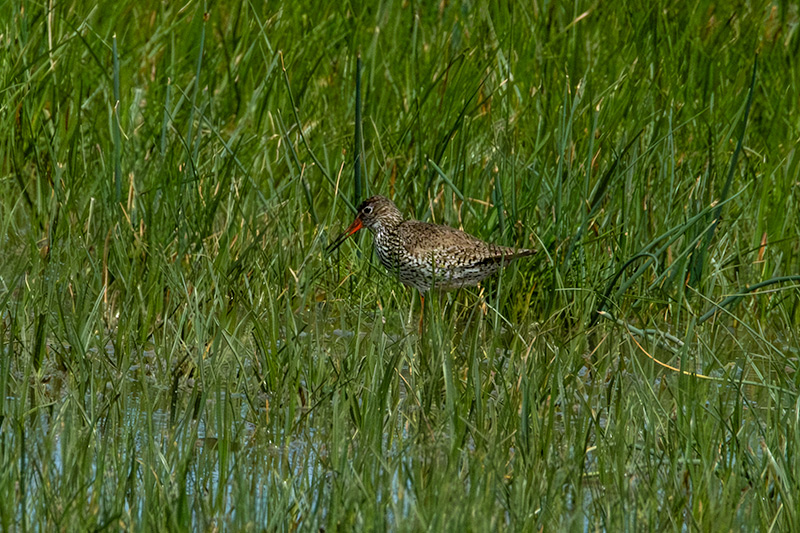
[1, 0, 799, 530]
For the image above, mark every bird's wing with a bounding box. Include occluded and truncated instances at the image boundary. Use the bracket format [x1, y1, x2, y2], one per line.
[398, 221, 481, 251]
[398, 221, 520, 265]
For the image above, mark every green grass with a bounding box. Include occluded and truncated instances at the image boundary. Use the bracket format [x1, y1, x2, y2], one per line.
[1, 0, 799, 530]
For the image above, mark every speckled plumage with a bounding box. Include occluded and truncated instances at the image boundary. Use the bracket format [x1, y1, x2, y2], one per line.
[329, 195, 536, 293]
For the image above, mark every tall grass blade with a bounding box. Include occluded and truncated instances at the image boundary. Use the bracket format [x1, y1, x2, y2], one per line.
[354, 55, 364, 205]
[112, 33, 121, 203]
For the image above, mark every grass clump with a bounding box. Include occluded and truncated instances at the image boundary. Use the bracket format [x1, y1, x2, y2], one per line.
[0, 0, 798, 530]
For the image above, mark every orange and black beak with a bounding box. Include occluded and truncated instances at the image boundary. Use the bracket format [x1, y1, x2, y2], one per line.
[326, 217, 363, 253]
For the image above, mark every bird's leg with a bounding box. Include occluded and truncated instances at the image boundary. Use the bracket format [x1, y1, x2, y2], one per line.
[418, 292, 425, 334]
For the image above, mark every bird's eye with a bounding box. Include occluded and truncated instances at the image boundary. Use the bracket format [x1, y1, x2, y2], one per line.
[362, 205, 373, 215]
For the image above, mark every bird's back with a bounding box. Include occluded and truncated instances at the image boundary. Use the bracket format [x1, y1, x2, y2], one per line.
[376, 220, 533, 291]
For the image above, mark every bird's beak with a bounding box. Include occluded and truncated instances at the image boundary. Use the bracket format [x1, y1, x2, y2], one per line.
[326, 217, 363, 253]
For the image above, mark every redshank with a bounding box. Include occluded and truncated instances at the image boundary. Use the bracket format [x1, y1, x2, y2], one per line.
[328, 195, 536, 330]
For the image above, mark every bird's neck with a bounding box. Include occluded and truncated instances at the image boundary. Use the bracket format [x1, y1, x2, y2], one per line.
[371, 219, 403, 246]
[373, 222, 395, 239]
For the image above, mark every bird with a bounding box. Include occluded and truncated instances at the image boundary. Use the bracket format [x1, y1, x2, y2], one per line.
[327, 195, 536, 331]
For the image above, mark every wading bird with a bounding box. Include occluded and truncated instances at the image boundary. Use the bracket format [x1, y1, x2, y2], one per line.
[328, 195, 535, 331]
